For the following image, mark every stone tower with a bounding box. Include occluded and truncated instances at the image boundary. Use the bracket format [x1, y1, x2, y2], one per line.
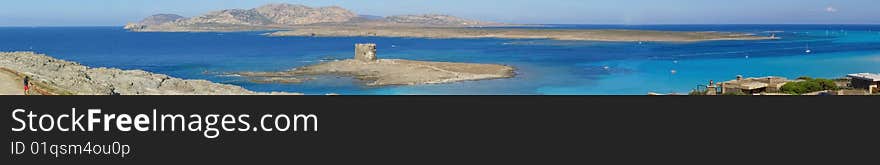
[355, 43, 377, 62]
[706, 80, 717, 95]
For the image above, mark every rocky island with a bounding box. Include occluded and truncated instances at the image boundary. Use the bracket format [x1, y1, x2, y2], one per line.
[236, 44, 516, 86]
[125, 3, 773, 42]
[125, 3, 505, 32]
[0, 52, 297, 95]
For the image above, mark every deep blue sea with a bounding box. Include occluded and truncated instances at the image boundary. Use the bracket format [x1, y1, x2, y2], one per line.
[1, 25, 879, 95]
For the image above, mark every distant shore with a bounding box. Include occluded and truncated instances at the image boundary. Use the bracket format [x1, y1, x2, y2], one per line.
[129, 25, 774, 42]
[265, 26, 774, 42]
[122, 3, 774, 42]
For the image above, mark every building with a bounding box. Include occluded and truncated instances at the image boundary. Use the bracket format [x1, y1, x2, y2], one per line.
[720, 75, 790, 95]
[355, 43, 377, 62]
[847, 73, 880, 94]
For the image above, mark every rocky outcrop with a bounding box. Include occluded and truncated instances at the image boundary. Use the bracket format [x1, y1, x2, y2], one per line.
[0, 52, 298, 95]
[182, 9, 273, 26]
[125, 14, 185, 31]
[138, 14, 185, 25]
[235, 44, 515, 86]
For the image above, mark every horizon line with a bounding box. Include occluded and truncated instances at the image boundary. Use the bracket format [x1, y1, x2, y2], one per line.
[1, 23, 880, 28]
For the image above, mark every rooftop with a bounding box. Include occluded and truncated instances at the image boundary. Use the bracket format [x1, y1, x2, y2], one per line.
[847, 73, 880, 82]
[720, 76, 791, 90]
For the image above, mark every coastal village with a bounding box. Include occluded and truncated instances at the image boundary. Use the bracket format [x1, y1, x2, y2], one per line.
[689, 73, 879, 96]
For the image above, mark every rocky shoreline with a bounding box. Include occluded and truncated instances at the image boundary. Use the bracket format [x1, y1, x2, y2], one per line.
[0, 52, 298, 95]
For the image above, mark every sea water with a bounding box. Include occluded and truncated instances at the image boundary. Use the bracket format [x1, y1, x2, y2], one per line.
[1, 25, 878, 95]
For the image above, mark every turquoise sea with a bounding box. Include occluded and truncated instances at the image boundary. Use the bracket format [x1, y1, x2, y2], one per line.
[1, 25, 878, 95]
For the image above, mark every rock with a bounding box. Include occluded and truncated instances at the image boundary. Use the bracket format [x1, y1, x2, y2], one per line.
[0, 52, 301, 95]
[124, 14, 185, 31]
[123, 23, 146, 31]
[138, 14, 185, 26]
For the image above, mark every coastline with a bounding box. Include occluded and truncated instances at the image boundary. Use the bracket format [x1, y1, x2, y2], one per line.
[0, 52, 300, 95]
[4, 25, 876, 95]
[125, 24, 774, 42]
[264, 26, 774, 42]
[238, 59, 516, 86]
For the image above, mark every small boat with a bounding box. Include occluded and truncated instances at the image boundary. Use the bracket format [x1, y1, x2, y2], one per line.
[805, 44, 812, 54]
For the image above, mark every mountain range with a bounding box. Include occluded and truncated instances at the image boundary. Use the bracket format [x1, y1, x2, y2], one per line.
[125, 3, 503, 31]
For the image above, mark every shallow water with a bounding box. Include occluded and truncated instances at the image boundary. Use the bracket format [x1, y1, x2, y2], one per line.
[1, 25, 878, 95]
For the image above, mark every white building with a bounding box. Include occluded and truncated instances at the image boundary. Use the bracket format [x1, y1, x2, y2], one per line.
[847, 73, 880, 94]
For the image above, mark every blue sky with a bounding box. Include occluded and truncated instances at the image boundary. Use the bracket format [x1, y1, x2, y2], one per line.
[1, 0, 878, 26]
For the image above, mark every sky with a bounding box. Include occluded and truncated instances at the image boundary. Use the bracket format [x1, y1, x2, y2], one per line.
[1, 0, 878, 26]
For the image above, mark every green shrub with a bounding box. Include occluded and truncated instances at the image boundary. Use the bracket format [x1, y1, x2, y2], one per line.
[781, 78, 838, 95]
[796, 76, 813, 80]
[781, 83, 806, 95]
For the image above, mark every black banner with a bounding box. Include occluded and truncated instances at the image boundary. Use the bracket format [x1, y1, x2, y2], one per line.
[4, 96, 877, 163]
